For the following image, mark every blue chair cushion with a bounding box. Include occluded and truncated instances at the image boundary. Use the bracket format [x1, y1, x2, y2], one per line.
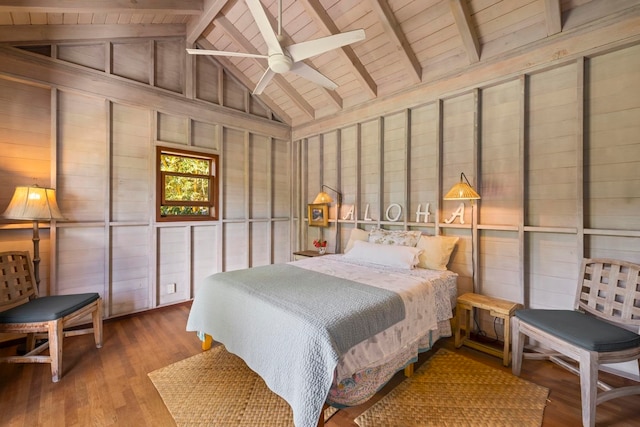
[515, 309, 640, 352]
[0, 293, 100, 323]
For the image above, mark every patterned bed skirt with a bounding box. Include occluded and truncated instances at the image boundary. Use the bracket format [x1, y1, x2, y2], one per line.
[327, 319, 450, 407]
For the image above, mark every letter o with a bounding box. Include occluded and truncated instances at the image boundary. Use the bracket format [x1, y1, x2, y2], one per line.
[385, 203, 402, 222]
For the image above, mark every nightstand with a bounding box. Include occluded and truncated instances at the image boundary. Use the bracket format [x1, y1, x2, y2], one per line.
[454, 293, 523, 366]
[293, 250, 327, 260]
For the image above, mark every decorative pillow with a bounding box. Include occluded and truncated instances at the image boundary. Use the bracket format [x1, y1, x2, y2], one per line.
[416, 235, 459, 270]
[368, 228, 422, 247]
[344, 228, 370, 253]
[344, 240, 422, 269]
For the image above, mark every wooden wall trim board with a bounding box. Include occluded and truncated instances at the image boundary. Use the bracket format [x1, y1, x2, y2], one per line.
[0, 0, 202, 15]
[517, 76, 526, 307]
[243, 131, 250, 268]
[0, 45, 290, 140]
[103, 99, 112, 313]
[292, 7, 640, 140]
[0, 24, 187, 43]
[49, 88, 58, 297]
[435, 100, 443, 234]
[471, 89, 479, 294]
[216, 124, 225, 276]
[575, 57, 586, 263]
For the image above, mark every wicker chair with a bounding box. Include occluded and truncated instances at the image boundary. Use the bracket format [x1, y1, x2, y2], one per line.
[0, 251, 103, 382]
[512, 258, 640, 427]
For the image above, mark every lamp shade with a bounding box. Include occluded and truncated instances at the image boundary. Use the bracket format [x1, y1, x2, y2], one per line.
[313, 191, 333, 204]
[443, 173, 481, 200]
[2, 185, 64, 221]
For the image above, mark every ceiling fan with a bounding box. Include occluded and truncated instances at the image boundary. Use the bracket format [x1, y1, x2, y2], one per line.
[187, 0, 365, 95]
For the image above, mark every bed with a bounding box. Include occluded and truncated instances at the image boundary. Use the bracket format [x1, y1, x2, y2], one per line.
[186, 233, 459, 427]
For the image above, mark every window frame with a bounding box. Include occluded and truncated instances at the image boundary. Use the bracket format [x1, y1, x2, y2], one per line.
[156, 146, 219, 222]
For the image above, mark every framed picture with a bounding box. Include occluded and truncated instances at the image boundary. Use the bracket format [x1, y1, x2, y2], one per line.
[308, 203, 329, 227]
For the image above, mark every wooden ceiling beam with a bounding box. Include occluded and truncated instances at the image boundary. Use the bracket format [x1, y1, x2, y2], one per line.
[369, 0, 422, 84]
[186, 0, 233, 45]
[213, 15, 315, 119]
[0, 0, 202, 15]
[449, 0, 480, 63]
[298, 0, 377, 98]
[0, 23, 185, 43]
[293, 7, 640, 139]
[543, 0, 562, 36]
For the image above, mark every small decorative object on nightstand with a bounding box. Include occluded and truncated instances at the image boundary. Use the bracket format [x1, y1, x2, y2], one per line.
[313, 239, 327, 254]
[293, 250, 328, 260]
[454, 292, 522, 366]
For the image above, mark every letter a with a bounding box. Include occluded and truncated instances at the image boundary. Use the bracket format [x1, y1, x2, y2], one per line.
[342, 205, 354, 221]
[444, 203, 465, 224]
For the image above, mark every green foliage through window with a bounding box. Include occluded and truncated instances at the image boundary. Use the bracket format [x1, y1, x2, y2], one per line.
[157, 148, 218, 221]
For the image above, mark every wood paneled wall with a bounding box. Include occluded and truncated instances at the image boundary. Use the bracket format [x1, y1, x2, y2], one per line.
[0, 21, 637, 357]
[0, 37, 291, 319]
[296, 42, 640, 323]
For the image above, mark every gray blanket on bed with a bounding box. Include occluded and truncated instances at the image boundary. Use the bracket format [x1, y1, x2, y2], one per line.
[186, 263, 405, 427]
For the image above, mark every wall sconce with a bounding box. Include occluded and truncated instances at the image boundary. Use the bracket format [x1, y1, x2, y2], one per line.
[2, 185, 65, 291]
[313, 185, 342, 207]
[444, 172, 481, 293]
[444, 172, 481, 201]
[312, 185, 342, 253]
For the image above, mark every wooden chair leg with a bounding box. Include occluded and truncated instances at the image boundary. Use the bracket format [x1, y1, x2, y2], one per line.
[26, 333, 36, 352]
[466, 306, 474, 339]
[93, 299, 103, 348]
[579, 352, 598, 427]
[454, 306, 468, 348]
[453, 306, 461, 346]
[502, 315, 510, 367]
[511, 317, 524, 376]
[49, 319, 64, 382]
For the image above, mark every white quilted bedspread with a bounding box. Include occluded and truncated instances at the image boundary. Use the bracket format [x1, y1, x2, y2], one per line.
[293, 255, 457, 381]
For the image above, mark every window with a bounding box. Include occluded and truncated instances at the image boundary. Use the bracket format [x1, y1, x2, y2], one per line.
[156, 147, 218, 222]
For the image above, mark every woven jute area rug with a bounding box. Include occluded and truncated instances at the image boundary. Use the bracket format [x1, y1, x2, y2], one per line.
[355, 348, 549, 427]
[148, 345, 337, 426]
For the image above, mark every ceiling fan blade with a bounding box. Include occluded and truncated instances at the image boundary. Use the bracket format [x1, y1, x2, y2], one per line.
[244, 0, 284, 55]
[186, 49, 268, 59]
[253, 68, 276, 95]
[287, 29, 365, 63]
[289, 62, 338, 90]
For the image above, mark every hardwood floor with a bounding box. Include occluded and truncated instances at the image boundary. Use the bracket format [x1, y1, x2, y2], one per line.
[1, 302, 638, 426]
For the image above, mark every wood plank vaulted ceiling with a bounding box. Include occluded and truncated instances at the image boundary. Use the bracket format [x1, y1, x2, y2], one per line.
[0, 0, 637, 128]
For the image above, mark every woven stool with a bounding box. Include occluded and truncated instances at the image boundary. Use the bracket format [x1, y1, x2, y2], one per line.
[455, 292, 522, 366]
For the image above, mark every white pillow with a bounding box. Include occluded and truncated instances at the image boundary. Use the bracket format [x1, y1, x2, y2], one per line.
[344, 240, 422, 269]
[368, 228, 422, 247]
[416, 235, 459, 270]
[344, 228, 369, 253]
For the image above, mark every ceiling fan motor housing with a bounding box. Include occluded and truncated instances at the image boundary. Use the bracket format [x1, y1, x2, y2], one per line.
[268, 53, 293, 73]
